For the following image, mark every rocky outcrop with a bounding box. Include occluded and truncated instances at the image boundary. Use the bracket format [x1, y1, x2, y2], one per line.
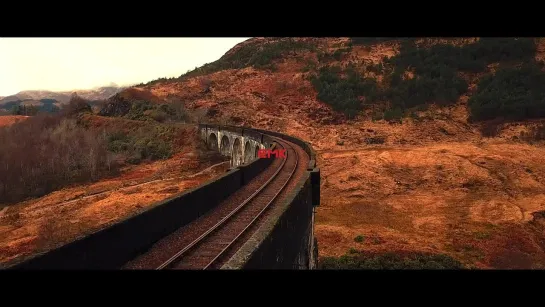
[98, 94, 132, 117]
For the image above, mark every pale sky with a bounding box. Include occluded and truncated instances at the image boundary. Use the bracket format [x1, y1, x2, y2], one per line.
[0, 37, 250, 96]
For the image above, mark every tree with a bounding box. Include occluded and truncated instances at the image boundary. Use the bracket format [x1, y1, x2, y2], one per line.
[63, 94, 92, 116]
[11, 105, 21, 115]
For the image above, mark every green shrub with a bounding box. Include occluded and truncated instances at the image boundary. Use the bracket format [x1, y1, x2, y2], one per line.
[159, 104, 176, 116]
[332, 48, 351, 61]
[126, 153, 142, 165]
[317, 52, 334, 63]
[310, 66, 379, 118]
[384, 107, 404, 122]
[107, 131, 130, 152]
[371, 112, 383, 121]
[367, 63, 384, 74]
[122, 100, 187, 123]
[469, 64, 545, 121]
[319, 252, 465, 269]
[365, 136, 386, 144]
[125, 100, 154, 120]
[385, 38, 536, 75]
[377, 38, 537, 113]
[302, 60, 317, 72]
[145, 109, 168, 122]
[106, 125, 174, 163]
[133, 137, 171, 160]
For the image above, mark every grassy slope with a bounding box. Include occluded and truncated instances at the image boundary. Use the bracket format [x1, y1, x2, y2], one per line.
[5, 37, 545, 268]
[0, 106, 229, 265]
[127, 37, 545, 269]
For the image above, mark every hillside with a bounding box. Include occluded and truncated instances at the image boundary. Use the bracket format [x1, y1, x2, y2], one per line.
[3, 37, 545, 269]
[0, 105, 229, 265]
[97, 37, 545, 269]
[0, 86, 124, 105]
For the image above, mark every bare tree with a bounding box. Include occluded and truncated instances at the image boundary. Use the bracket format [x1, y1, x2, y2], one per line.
[0, 113, 116, 205]
[62, 94, 92, 116]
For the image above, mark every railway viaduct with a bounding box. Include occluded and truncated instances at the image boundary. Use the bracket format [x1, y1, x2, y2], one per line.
[3, 124, 320, 270]
[200, 125, 269, 168]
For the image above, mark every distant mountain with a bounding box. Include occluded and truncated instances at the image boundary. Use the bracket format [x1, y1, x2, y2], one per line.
[2, 91, 70, 105]
[77, 86, 124, 101]
[0, 85, 125, 106]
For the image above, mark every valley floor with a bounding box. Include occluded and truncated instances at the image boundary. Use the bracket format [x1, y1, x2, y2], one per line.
[0, 150, 229, 266]
[315, 140, 545, 269]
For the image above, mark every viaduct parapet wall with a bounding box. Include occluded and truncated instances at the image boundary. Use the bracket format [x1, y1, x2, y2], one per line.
[199, 124, 320, 269]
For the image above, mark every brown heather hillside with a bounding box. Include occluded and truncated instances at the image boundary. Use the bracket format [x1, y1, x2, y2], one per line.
[0, 145, 229, 265]
[3, 37, 545, 268]
[0, 112, 229, 266]
[108, 37, 545, 269]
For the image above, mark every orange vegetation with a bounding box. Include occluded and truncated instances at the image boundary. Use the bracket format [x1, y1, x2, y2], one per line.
[118, 87, 165, 104]
[4, 37, 545, 268]
[315, 141, 545, 268]
[0, 149, 229, 265]
[0, 115, 229, 266]
[0, 115, 29, 127]
[121, 37, 545, 268]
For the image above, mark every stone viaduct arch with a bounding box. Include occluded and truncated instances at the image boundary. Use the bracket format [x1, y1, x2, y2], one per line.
[244, 141, 254, 163]
[220, 135, 231, 156]
[198, 123, 320, 270]
[204, 126, 266, 167]
[232, 138, 243, 167]
[208, 133, 218, 150]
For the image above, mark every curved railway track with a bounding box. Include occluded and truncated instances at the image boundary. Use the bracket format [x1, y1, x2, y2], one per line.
[123, 137, 306, 270]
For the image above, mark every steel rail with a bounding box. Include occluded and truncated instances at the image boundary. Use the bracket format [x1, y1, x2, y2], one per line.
[155, 139, 293, 270]
[202, 140, 299, 269]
